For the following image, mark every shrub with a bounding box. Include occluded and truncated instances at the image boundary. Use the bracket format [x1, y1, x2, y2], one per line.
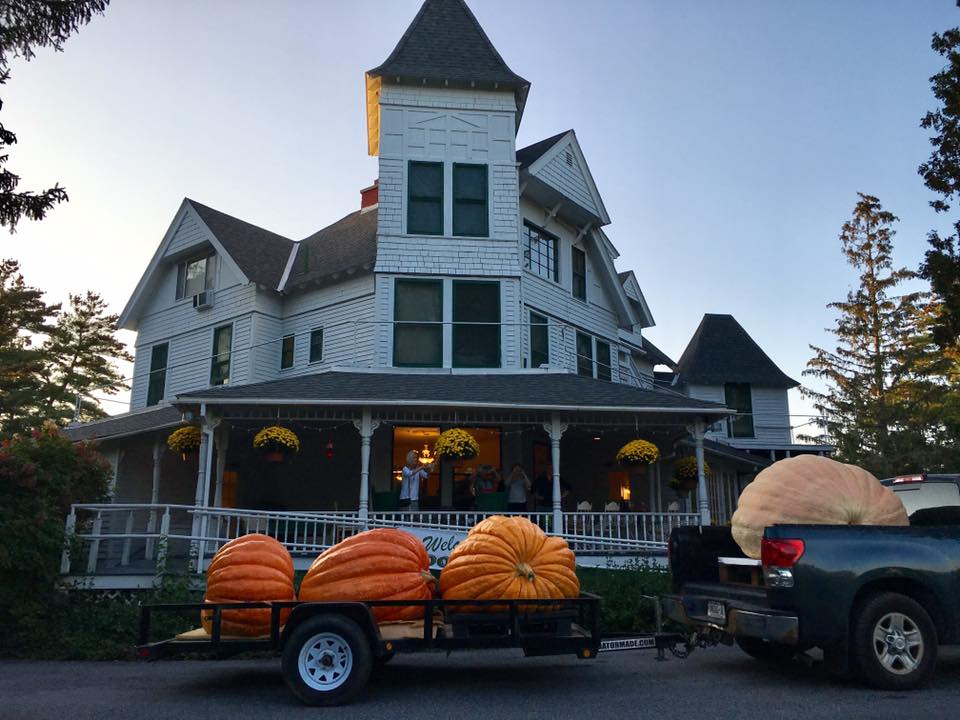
[577, 560, 674, 634]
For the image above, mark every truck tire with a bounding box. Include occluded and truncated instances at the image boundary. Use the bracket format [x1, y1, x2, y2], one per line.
[851, 592, 938, 691]
[282, 614, 372, 706]
[735, 636, 796, 664]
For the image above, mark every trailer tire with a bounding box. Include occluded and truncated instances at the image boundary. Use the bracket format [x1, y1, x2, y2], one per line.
[735, 636, 796, 664]
[851, 592, 937, 691]
[282, 614, 372, 706]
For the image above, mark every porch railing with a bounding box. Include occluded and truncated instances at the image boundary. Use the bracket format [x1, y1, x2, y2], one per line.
[60, 503, 700, 577]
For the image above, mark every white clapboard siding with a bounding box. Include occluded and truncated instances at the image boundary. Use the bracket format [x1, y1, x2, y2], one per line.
[536, 147, 600, 218]
[163, 210, 209, 258]
[689, 384, 792, 446]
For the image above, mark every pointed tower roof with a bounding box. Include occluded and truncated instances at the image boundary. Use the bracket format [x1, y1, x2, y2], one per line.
[676, 314, 799, 388]
[368, 0, 530, 123]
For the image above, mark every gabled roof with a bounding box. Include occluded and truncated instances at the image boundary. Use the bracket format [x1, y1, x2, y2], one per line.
[641, 337, 675, 369]
[676, 314, 799, 389]
[177, 369, 731, 417]
[517, 131, 570, 170]
[618, 270, 655, 329]
[368, 0, 530, 124]
[283, 209, 378, 291]
[188, 200, 294, 290]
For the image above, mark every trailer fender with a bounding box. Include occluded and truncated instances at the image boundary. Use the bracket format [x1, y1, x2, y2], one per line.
[282, 603, 382, 655]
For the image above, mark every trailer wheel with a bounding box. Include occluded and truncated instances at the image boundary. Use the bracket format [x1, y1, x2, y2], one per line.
[735, 637, 796, 664]
[852, 592, 937, 691]
[282, 614, 372, 706]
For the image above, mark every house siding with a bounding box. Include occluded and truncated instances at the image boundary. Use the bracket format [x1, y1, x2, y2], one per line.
[163, 210, 209, 258]
[688, 383, 791, 447]
[375, 86, 521, 277]
[536, 147, 600, 217]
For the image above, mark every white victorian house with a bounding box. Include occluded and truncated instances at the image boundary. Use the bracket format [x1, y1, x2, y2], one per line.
[63, 0, 820, 585]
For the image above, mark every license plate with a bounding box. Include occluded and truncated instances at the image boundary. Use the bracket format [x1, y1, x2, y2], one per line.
[707, 600, 726, 622]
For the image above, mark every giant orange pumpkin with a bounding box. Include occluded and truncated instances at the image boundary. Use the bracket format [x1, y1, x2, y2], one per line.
[201, 533, 296, 636]
[439, 515, 579, 611]
[732, 455, 909, 559]
[298, 528, 436, 622]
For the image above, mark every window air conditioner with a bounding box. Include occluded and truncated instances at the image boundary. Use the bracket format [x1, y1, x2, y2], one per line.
[192, 291, 213, 310]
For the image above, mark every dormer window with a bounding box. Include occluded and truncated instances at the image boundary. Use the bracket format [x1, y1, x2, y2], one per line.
[176, 253, 216, 300]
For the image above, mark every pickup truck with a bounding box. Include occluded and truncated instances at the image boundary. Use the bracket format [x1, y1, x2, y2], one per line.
[662, 473, 960, 690]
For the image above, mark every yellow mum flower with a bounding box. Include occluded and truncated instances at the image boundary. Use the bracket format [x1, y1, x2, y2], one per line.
[434, 428, 480, 460]
[253, 426, 301, 453]
[167, 426, 201, 453]
[615, 439, 660, 466]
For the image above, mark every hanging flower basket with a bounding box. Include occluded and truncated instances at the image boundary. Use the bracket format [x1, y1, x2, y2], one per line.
[167, 426, 201, 461]
[670, 457, 710, 494]
[433, 428, 480, 461]
[615, 439, 660, 467]
[253, 426, 300, 461]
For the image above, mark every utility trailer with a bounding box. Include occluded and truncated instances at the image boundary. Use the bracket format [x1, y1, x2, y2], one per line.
[137, 594, 695, 706]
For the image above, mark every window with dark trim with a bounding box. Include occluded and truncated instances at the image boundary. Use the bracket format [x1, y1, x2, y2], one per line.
[724, 383, 755, 438]
[453, 163, 488, 237]
[523, 223, 558, 281]
[280, 335, 294, 370]
[175, 253, 216, 300]
[146, 342, 168, 407]
[210, 325, 232, 386]
[394, 279, 443, 367]
[530, 312, 549, 368]
[572, 247, 586, 301]
[453, 280, 500, 367]
[576, 331, 593, 377]
[309, 328, 324, 364]
[407, 161, 443, 235]
[596, 340, 612, 382]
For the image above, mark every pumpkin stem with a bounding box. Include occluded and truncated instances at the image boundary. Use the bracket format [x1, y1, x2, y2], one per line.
[516, 562, 536, 582]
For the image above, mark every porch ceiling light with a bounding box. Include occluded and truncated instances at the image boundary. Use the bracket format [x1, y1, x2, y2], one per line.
[418, 443, 434, 464]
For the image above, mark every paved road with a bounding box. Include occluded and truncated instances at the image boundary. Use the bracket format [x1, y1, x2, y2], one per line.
[3, 646, 960, 720]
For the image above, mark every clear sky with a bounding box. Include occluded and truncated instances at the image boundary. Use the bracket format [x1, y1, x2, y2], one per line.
[4, 0, 959, 426]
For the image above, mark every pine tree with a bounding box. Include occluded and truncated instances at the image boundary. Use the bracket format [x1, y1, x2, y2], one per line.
[802, 194, 923, 477]
[0, 259, 58, 431]
[39, 291, 132, 425]
[0, 1, 109, 232]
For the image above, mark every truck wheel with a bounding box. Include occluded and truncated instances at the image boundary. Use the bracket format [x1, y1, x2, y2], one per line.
[852, 592, 938, 691]
[282, 615, 372, 706]
[735, 637, 796, 664]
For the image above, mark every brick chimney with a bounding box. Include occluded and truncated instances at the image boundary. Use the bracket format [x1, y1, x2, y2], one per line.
[360, 179, 378, 210]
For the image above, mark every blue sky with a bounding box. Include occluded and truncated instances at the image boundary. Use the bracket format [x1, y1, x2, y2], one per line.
[4, 0, 959, 423]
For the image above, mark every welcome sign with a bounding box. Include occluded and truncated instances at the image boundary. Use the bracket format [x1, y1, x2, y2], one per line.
[401, 526, 468, 570]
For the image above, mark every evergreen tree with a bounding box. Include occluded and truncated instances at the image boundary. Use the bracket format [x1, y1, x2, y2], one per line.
[0, 259, 57, 431]
[0, 1, 109, 232]
[802, 194, 922, 477]
[40, 291, 132, 425]
[918, 27, 960, 354]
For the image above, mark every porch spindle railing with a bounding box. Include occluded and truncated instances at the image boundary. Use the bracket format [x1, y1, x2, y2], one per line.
[60, 504, 700, 577]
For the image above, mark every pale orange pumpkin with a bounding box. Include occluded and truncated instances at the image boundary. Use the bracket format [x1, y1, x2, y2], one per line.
[298, 528, 436, 622]
[201, 533, 296, 636]
[439, 515, 579, 611]
[731, 455, 909, 559]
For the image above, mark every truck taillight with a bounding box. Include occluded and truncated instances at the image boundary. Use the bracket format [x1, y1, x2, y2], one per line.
[761, 538, 805, 588]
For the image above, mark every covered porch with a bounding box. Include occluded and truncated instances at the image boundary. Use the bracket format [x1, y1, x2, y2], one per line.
[62, 370, 737, 586]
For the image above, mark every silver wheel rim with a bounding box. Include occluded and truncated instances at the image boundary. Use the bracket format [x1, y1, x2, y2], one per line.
[298, 632, 354, 691]
[872, 612, 924, 675]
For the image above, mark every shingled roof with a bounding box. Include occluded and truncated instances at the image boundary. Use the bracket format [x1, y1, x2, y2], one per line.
[517, 131, 569, 169]
[189, 199, 295, 290]
[641, 337, 676, 369]
[64, 405, 185, 443]
[676, 314, 799, 388]
[284, 209, 378, 291]
[368, 0, 530, 124]
[177, 370, 730, 416]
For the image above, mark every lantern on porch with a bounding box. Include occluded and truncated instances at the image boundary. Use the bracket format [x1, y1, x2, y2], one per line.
[615, 439, 660, 468]
[167, 426, 201, 461]
[670, 456, 709, 496]
[252, 426, 301, 463]
[433, 428, 480, 461]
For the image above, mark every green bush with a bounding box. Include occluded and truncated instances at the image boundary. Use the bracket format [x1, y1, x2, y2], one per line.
[577, 560, 674, 634]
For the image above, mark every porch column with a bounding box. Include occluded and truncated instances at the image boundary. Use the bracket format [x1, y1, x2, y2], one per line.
[647, 464, 656, 512]
[213, 423, 230, 507]
[146, 439, 162, 560]
[543, 414, 568, 535]
[106, 448, 124, 499]
[354, 408, 380, 525]
[690, 420, 710, 525]
[191, 429, 209, 539]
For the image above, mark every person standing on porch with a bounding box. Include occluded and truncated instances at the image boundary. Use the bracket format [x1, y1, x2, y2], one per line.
[400, 450, 432, 511]
[506, 464, 531, 513]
